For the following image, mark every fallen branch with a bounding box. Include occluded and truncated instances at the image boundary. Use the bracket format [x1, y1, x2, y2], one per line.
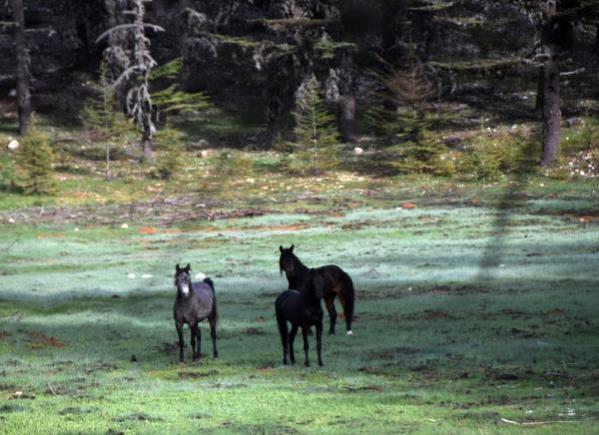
[46, 383, 59, 396]
[501, 417, 593, 426]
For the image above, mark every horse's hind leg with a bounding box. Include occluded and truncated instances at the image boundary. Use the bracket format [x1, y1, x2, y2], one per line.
[176, 321, 185, 362]
[289, 324, 298, 365]
[324, 293, 337, 335]
[191, 323, 201, 362]
[301, 325, 310, 367]
[276, 314, 289, 365]
[209, 317, 218, 358]
[315, 320, 323, 367]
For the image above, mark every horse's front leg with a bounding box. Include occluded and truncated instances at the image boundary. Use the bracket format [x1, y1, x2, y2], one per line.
[209, 317, 218, 358]
[324, 293, 337, 335]
[289, 324, 298, 365]
[301, 325, 310, 367]
[315, 320, 323, 367]
[176, 321, 185, 362]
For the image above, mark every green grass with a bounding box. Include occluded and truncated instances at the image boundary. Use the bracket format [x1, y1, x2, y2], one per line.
[1, 181, 599, 433]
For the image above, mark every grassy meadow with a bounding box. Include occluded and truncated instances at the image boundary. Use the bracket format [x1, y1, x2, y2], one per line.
[1, 170, 599, 434]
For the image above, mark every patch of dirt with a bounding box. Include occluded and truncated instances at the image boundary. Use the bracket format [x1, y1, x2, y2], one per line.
[257, 364, 274, 371]
[28, 331, 65, 349]
[113, 413, 163, 423]
[84, 362, 118, 374]
[423, 310, 454, 320]
[178, 370, 219, 379]
[8, 391, 35, 400]
[0, 193, 270, 226]
[138, 227, 157, 235]
[369, 347, 420, 359]
[244, 327, 265, 336]
[156, 342, 178, 355]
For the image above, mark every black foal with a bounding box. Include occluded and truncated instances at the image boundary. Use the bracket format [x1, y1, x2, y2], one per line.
[173, 264, 218, 362]
[275, 274, 325, 367]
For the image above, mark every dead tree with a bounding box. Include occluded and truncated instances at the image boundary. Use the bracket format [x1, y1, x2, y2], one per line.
[97, 0, 164, 162]
[11, 0, 32, 135]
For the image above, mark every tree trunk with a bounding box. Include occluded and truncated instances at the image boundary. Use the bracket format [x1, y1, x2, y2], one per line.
[142, 127, 155, 163]
[534, 66, 544, 115]
[338, 94, 357, 143]
[12, 0, 31, 135]
[541, 44, 560, 167]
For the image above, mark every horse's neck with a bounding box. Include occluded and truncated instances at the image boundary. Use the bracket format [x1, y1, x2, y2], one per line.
[293, 256, 310, 274]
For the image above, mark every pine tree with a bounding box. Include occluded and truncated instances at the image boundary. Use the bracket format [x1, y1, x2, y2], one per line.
[292, 75, 340, 174]
[96, 0, 165, 163]
[82, 62, 132, 179]
[367, 55, 435, 138]
[16, 118, 56, 195]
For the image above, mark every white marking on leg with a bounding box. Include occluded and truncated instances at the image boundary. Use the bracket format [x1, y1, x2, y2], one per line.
[346, 330, 353, 336]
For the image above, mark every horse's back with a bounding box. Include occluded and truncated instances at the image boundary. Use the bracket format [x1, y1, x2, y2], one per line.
[174, 281, 214, 323]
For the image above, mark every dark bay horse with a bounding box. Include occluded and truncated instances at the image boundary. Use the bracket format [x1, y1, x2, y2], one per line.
[279, 245, 355, 335]
[173, 264, 218, 362]
[275, 274, 325, 367]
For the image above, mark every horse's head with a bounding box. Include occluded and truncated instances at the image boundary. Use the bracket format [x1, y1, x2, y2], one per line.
[174, 263, 192, 296]
[279, 244, 296, 275]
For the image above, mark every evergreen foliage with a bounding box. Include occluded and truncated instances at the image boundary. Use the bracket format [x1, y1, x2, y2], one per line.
[15, 118, 56, 195]
[150, 58, 212, 120]
[151, 127, 184, 180]
[367, 56, 435, 138]
[82, 62, 132, 179]
[292, 75, 340, 174]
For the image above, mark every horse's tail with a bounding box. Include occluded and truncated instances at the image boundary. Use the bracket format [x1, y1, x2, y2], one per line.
[341, 271, 355, 331]
[204, 277, 218, 325]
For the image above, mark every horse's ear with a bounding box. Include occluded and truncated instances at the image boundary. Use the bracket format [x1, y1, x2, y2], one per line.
[185, 264, 191, 272]
[176, 264, 180, 272]
[279, 245, 283, 253]
[312, 273, 325, 299]
[290, 244, 294, 252]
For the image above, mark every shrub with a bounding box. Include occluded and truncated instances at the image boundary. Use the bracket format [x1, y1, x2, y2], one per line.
[457, 132, 536, 180]
[212, 150, 253, 177]
[151, 128, 185, 180]
[391, 130, 454, 176]
[15, 123, 56, 195]
[0, 149, 17, 192]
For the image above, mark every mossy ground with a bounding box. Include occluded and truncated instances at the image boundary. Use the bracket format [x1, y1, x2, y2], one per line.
[1, 171, 598, 433]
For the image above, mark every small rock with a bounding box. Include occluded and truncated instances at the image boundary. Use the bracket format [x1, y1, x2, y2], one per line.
[199, 150, 210, 158]
[8, 218, 15, 224]
[142, 274, 153, 279]
[127, 273, 136, 279]
[8, 139, 19, 151]
[353, 146, 364, 155]
[120, 223, 129, 229]
[195, 272, 206, 281]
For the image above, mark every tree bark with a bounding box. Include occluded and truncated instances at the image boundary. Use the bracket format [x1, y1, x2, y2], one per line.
[11, 0, 31, 135]
[541, 44, 560, 167]
[534, 66, 544, 115]
[338, 94, 357, 143]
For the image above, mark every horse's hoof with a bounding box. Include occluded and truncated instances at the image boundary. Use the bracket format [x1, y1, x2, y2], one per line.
[318, 361, 323, 367]
[346, 330, 353, 336]
[328, 331, 335, 335]
[305, 362, 310, 368]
